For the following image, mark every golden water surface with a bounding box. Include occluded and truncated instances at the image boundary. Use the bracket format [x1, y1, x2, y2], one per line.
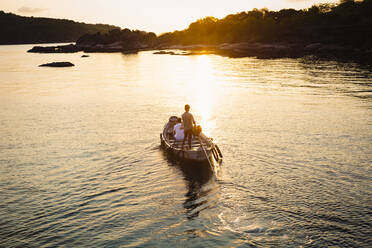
[0, 44, 371, 247]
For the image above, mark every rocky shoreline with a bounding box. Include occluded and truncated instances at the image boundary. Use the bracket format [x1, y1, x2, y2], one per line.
[161, 43, 372, 63]
[28, 43, 141, 54]
[28, 42, 372, 64]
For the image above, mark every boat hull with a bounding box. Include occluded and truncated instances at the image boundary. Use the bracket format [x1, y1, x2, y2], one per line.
[160, 133, 212, 162]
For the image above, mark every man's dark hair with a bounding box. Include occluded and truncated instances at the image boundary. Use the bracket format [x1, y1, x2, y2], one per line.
[177, 117, 182, 123]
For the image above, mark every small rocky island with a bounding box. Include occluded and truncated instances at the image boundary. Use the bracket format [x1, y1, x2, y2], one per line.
[39, 62, 75, 67]
[28, 44, 80, 53]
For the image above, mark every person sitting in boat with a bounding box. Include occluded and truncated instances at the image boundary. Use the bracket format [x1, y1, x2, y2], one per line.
[173, 118, 184, 141]
[182, 104, 196, 148]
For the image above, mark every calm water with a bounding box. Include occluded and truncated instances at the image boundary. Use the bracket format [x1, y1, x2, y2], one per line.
[0, 44, 371, 247]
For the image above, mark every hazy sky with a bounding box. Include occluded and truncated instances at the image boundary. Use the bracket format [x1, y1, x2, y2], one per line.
[1, 0, 338, 34]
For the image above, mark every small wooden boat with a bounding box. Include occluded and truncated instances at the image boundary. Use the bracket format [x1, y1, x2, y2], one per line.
[160, 116, 223, 163]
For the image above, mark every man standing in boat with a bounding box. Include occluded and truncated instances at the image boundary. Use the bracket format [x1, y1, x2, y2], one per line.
[182, 104, 196, 149]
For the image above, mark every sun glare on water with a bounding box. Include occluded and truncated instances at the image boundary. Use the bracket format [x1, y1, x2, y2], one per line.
[188, 55, 218, 135]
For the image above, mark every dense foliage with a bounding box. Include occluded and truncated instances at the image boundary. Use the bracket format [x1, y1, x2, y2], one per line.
[76, 28, 157, 49]
[0, 11, 118, 44]
[157, 0, 372, 47]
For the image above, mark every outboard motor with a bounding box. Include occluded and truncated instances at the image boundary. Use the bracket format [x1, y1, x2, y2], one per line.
[169, 116, 178, 123]
[167, 116, 178, 139]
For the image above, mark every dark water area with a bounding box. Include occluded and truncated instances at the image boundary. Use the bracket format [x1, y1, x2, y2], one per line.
[0, 45, 371, 247]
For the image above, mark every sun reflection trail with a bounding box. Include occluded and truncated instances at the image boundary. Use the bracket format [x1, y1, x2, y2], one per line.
[187, 55, 217, 135]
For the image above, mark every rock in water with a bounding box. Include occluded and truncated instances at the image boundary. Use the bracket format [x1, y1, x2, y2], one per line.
[81, 55, 90, 58]
[39, 62, 75, 67]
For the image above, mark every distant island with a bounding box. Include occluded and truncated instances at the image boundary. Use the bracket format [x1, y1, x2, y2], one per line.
[4, 0, 372, 63]
[0, 11, 118, 44]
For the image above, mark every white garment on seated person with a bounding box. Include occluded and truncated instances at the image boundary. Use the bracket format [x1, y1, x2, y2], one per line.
[173, 123, 184, 140]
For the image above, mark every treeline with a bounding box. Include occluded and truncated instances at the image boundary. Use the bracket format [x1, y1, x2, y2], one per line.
[77, 28, 156, 49]
[0, 11, 118, 44]
[157, 0, 372, 47]
[3, 0, 372, 49]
